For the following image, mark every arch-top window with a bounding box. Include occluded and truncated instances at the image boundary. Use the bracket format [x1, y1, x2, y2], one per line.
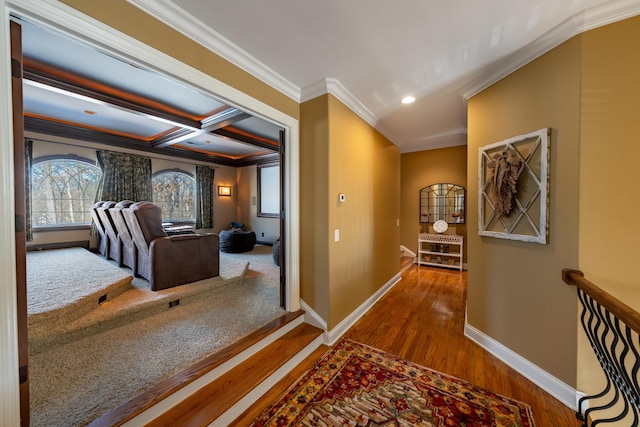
[31, 156, 102, 227]
[152, 169, 196, 221]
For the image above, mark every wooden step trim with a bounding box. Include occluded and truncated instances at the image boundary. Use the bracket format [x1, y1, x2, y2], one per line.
[89, 310, 305, 427]
[230, 345, 330, 425]
[213, 328, 324, 426]
[147, 323, 324, 426]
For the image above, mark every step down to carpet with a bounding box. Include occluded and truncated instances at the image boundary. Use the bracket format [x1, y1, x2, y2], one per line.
[144, 321, 323, 426]
[88, 310, 320, 426]
[29, 254, 248, 354]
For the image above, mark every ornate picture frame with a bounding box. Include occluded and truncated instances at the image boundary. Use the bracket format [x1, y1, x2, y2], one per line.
[478, 128, 550, 244]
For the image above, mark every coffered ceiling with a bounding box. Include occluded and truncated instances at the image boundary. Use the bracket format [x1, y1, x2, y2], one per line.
[19, 18, 282, 167]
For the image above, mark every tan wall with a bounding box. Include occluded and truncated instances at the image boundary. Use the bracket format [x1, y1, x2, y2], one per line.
[578, 16, 640, 393]
[300, 95, 331, 321]
[400, 146, 467, 259]
[213, 166, 239, 234]
[327, 95, 400, 329]
[236, 165, 280, 242]
[467, 38, 581, 386]
[60, 0, 298, 120]
[300, 94, 400, 330]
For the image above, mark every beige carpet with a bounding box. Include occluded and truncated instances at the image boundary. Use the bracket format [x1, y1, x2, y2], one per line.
[27, 248, 133, 329]
[29, 248, 248, 354]
[28, 245, 285, 427]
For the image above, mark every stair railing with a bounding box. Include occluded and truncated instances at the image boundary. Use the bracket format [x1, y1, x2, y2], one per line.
[562, 268, 640, 426]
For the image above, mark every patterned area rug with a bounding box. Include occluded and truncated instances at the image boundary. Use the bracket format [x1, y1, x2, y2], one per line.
[252, 339, 535, 426]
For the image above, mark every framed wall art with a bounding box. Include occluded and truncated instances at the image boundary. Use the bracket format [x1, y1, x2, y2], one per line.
[478, 128, 550, 244]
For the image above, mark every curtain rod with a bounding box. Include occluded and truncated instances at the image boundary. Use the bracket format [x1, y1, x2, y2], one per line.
[26, 136, 221, 168]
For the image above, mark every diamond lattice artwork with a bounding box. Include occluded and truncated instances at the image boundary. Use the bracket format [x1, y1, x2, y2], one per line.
[478, 128, 550, 244]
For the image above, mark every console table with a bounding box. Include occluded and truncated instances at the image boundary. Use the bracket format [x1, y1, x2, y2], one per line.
[417, 233, 463, 271]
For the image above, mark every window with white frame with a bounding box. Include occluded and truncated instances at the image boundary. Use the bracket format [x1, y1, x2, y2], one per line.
[31, 156, 102, 227]
[152, 169, 196, 221]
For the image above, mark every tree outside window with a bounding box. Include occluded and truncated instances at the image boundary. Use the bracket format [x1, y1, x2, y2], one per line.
[152, 170, 195, 221]
[31, 157, 102, 226]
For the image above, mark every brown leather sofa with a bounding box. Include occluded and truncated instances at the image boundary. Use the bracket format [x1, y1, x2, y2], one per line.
[122, 201, 220, 291]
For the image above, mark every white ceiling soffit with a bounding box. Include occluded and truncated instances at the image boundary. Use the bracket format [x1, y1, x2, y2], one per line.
[128, 0, 640, 152]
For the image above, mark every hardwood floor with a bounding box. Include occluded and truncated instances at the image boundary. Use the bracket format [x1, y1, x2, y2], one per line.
[234, 263, 581, 426]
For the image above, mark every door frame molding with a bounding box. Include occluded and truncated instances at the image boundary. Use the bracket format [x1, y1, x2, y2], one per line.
[0, 0, 301, 422]
[0, 1, 20, 423]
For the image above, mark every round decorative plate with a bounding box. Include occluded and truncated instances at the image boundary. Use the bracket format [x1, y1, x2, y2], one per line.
[433, 220, 448, 233]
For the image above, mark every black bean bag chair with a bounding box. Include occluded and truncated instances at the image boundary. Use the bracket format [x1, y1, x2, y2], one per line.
[219, 229, 257, 253]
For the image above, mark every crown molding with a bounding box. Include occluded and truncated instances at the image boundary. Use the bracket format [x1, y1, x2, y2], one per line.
[400, 131, 468, 154]
[462, 0, 640, 100]
[127, 0, 300, 102]
[127, 1, 401, 145]
[581, 0, 640, 32]
[301, 78, 376, 126]
[301, 78, 403, 145]
[128, 0, 640, 153]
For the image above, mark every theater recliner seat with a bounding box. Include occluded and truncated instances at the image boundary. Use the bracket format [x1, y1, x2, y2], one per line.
[91, 201, 108, 257]
[109, 200, 136, 271]
[123, 201, 220, 291]
[96, 201, 120, 263]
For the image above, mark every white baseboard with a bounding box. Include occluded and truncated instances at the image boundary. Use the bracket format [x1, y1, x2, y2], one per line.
[464, 323, 581, 411]
[331, 273, 402, 345]
[301, 272, 402, 346]
[400, 245, 416, 258]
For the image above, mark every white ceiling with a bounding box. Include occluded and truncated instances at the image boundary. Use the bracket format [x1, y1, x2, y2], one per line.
[130, 0, 640, 152]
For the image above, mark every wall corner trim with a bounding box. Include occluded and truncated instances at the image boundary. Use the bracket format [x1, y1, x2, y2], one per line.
[300, 299, 327, 332]
[464, 323, 581, 411]
[400, 245, 416, 258]
[300, 273, 402, 346]
[300, 78, 399, 146]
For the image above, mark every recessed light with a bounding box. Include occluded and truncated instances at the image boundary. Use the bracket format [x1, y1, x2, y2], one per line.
[83, 110, 97, 115]
[401, 96, 416, 104]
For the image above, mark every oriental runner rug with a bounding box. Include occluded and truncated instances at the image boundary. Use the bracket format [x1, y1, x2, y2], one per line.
[252, 339, 535, 426]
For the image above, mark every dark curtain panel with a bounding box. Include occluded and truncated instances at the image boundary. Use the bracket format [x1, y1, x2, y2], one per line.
[96, 150, 152, 202]
[24, 139, 32, 242]
[196, 165, 215, 229]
